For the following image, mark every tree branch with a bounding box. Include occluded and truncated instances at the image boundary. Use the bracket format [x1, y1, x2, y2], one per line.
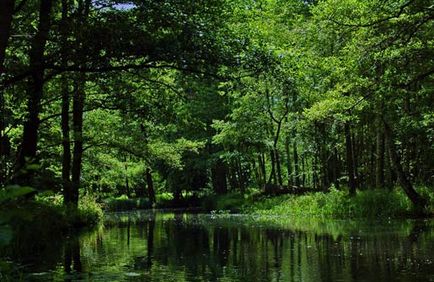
[328, 0, 415, 28]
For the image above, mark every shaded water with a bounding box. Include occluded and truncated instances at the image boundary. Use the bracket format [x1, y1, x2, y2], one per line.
[1, 211, 433, 281]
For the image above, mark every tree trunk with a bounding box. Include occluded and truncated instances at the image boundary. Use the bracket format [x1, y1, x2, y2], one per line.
[228, 160, 238, 190]
[285, 136, 292, 188]
[260, 153, 266, 186]
[0, 0, 14, 72]
[352, 130, 359, 188]
[293, 141, 300, 187]
[267, 150, 277, 185]
[383, 120, 427, 211]
[333, 148, 340, 189]
[61, 0, 72, 204]
[253, 157, 261, 187]
[69, 0, 91, 206]
[301, 155, 306, 188]
[236, 157, 246, 193]
[211, 158, 227, 194]
[124, 159, 130, 197]
[345, 122, 356, 196]
[375, 120, 385, 189]
[313, 154, 318, 189]
[275, 150, 283, 186]
[0, 0, 15, 184]
[146, 167, 155, 204]
[369, 143, 375, 187]
[61, 76, 72, 202]
[71, 77, 85, 207]
[16, 0, 53, 178]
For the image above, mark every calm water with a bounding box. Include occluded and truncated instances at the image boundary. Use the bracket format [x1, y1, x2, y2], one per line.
[1, 211, 433, 281]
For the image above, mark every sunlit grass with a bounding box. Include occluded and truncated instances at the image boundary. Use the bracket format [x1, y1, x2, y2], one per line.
[243, 187, 433, 218]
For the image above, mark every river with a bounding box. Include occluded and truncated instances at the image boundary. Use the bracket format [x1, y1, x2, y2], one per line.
[1, 211, 433, 281]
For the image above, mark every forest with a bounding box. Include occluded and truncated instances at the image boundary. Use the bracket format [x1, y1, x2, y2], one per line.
[1, 0, 434, 227]
[0, 0, 433, 280]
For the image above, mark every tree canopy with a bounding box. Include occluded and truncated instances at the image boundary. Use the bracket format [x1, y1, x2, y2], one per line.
[0, 0, 433, 211]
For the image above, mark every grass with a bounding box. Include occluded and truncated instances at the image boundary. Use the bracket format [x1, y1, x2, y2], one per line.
[102, 195, 152, 211]
[205, 187, 434, 219]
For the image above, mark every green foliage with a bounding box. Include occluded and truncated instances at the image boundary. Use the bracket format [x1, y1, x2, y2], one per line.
[156, 192, 174, 202]
[75, 194, 104, 226]
[1, 0, 433, 224]
[245, 187, 434, 218]
[103, 196, 152, 211]
[33, 193, 103, 227]
[202, 191, 258, 212]
[35, 191, 64, 206]
[0, 186, 35, 203]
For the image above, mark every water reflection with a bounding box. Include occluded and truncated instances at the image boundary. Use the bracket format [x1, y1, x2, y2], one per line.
[64, 235, 82, 275]
[1, 212, 433, 281]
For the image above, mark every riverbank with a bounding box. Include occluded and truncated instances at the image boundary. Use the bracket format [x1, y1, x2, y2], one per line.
[100, 186, 434, 219]
[0, 192, 103, 249]
[205, 187, 434, 218]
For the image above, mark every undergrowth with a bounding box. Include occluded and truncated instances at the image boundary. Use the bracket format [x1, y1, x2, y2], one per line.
[103, 195, 152, 211]
[242, 187, 434, 218]
[34, 192, 103, 227]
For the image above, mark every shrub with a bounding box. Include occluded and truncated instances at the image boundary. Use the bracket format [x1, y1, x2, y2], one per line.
[34, 192, 103, 227]
[103, 196, 152, 211]
[76, 194, 104, 226]
[202, 192, 255, 212]
[244, 187, 433, 218]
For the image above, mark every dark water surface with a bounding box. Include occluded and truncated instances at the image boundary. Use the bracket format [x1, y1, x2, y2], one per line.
[1, 211, 433, 281]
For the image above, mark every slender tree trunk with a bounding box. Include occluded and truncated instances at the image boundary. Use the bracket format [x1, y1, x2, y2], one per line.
[61, 75, 72, 202]
[69, 0, 91, 206]
[384, 143, 392, 188]
[285, 135, 292, 188]
[313, 154, 318, 189]
[260, 153, 266, 186]
[293, 141, 300, 187]
[301, 155, 306, 188]
[252, 157, 260, 187]
[383, 120, 427, 211]
[16, 0, 53, 179]
[61, 0, 72, 203]
[124, 158, 130, 197]
[369, 143, 375, 187]
[236, 157, 245, 193]
[334, 148, 340, 189]
[0, 0, 15, 183]
[345, 122, 356, 196]
[376, 121, 385, 189]
[0, 0, 14, 73]
[71, 77, 85, 206]
[352, 130, 359, 188]
[228, 160, 238, 190]
[146, 167, 155, 204]
[275, 150, 283, 186]
[268, 150, 277, 185]
[211, 158, 227, 194]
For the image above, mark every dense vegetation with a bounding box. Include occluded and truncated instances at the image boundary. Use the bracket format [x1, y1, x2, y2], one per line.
[0, 0, 433, 224]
